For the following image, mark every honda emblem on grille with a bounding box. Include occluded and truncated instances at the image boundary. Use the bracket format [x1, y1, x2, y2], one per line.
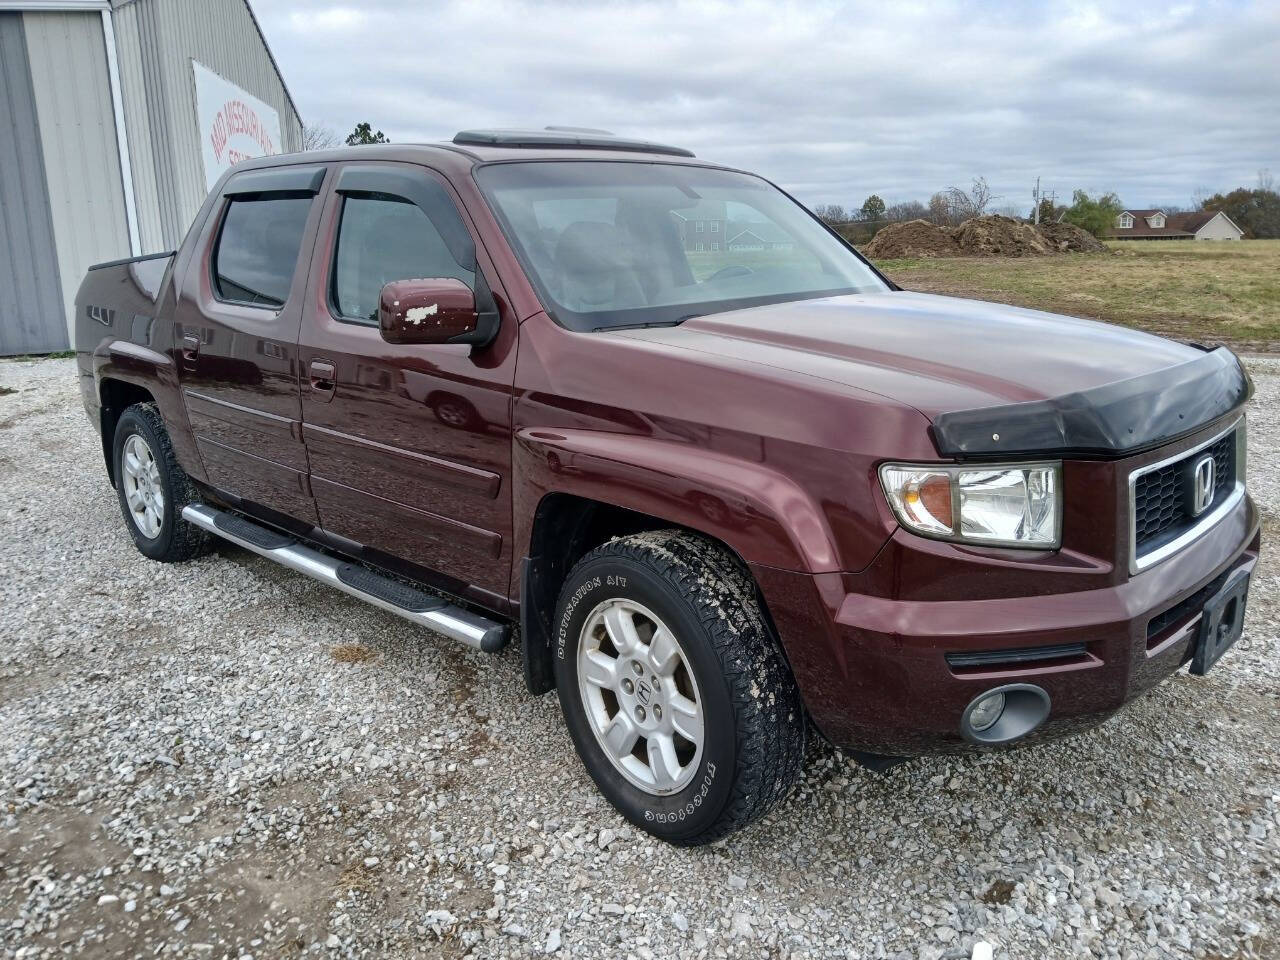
[1192, 455, 1216, 516]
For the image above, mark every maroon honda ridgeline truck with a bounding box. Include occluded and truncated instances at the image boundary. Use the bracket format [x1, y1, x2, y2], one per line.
[75, 130, 1258, 844]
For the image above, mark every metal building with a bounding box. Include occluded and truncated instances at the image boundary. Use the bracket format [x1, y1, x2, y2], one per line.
[0, 0, 302, 355]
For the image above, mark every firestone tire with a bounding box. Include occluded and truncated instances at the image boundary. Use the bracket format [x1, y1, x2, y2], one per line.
[112, 402, 211, 563]
[552, 530, 806, 845]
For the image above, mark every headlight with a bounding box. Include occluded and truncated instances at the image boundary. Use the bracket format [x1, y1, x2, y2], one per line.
[879, 462, 1061, 548]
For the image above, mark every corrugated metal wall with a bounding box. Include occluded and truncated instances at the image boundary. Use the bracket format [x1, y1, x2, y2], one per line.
[0, 12, 66, 355]
[110, 0, 166, 254]
[111, 0, 304, 251]
[24, 10, 132, 349]
[0, 0, 304, 355]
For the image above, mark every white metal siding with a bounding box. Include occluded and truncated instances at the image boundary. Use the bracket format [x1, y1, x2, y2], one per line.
[1195, 212, 1243, 241]
[0, 12, 66, 354]
[109, 0, 165, 253]
[23, 10, 131, 343]
[110, 0, 303, 250]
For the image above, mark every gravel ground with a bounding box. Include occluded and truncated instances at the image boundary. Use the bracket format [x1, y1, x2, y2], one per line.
[1, 357, 1277, 960]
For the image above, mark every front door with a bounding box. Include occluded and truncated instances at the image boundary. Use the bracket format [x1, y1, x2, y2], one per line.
[298, 161, 517, 605]
[174, 164, 328, 526]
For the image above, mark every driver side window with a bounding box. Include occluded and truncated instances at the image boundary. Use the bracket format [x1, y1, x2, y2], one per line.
[331, 194, 475, 323]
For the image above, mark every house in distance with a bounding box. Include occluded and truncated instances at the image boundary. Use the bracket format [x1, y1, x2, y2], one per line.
[1108, 208, 1244, 240]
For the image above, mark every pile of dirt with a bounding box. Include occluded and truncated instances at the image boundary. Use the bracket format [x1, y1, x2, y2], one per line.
[861, 219, 959, 258]
[953, 215, 1054, 257]
[863, 214, 1109, 259]
[1035, 221, 1108, 253]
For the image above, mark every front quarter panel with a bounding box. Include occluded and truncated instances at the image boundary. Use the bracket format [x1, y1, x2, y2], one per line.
[511, 311, 939, 577]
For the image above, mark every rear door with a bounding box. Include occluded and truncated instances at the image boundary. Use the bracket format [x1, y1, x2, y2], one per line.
[297, 161, 518, 605]
[173, 165, 327, 525]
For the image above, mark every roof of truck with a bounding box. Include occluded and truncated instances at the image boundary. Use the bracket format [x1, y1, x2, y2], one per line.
[228, 129, 727, 179]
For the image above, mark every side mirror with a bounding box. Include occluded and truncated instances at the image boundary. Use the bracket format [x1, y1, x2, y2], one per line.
[378, 278, 479, 345]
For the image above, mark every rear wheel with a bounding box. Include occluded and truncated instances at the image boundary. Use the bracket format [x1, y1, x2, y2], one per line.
[112, 403, 210, 563]
[553, 530, 805, 845]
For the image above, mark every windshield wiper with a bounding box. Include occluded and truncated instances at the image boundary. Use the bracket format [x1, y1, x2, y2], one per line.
[594, 320, 683, 332]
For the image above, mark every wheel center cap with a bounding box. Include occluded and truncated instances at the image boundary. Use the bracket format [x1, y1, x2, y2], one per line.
[635, 681, 652, 706]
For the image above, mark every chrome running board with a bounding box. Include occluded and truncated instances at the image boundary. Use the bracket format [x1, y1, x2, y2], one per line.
[182, 504, 508, 652]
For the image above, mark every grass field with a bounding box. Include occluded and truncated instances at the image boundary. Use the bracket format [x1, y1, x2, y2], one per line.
[870, 239, 1280, 352]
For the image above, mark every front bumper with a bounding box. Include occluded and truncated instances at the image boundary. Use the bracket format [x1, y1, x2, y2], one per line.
[752, 490, 1260, 755]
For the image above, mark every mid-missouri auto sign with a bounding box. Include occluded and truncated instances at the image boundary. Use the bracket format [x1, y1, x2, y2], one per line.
[192, 61, 282, 191]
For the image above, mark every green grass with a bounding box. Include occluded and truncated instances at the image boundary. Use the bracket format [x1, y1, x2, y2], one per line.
[870, 239, 1280, 351]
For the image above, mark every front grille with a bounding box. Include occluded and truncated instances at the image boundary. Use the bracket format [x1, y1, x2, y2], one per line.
[1133, 429, 1237, 560]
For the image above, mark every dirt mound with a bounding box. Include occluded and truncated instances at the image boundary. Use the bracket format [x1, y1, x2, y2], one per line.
[862, 219, 959, 258]
[1035, 221, 1107, 253]
[953, 215, 1053, 257]
[864, 214, 1108, 259]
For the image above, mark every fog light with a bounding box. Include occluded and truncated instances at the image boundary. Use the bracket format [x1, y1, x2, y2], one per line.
[968, 692, 1005, 731]
[961, 684, 1051, 745]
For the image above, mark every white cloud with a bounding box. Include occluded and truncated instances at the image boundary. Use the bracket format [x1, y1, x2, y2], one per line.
[287, 6, 364, 31]
[258, 0, 1280, 210]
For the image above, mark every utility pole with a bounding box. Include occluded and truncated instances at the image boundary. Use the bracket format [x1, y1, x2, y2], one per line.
[1031, 178, 1057, 225]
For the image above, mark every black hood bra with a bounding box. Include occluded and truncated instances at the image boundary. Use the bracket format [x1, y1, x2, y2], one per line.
[932, 347, 1251, 459]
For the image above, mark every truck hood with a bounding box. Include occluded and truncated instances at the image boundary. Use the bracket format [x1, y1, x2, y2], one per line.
[616, 291, 1249, 457]
[618, 291, 1199, 418]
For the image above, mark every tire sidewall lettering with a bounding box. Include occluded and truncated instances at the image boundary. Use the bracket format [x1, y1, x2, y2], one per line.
[642, 761, 717, 824]
[555, 574, 602, 661]
[555, 573, 632, 661]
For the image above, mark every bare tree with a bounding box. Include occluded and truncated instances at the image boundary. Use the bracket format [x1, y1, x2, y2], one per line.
[945, 176, 998, 221]
[928, 192, 957, 226]
[302, 123, 340, 151]
[885, 199, 928, 222]
[812, 203, 848, 224]
[1260, 168, 1275, 193]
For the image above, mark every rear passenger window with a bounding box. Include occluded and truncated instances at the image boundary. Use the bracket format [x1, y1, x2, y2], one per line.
[212, 195, 312, 307]
[331, 195, 475, 323]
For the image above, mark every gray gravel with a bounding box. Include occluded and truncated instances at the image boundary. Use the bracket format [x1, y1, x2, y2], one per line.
[1, 356, 1277, 960]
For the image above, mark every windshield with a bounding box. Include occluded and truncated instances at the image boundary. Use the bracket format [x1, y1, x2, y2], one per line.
[475, 161, 888, 331]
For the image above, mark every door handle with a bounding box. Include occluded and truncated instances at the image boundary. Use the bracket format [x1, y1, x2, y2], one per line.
[309, 359, 337, 402]
[180, 334, 200, 371]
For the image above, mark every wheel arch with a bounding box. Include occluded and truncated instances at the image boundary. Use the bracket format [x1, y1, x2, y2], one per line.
[518, 491, 793, 697]
[98, 377, 156, 486]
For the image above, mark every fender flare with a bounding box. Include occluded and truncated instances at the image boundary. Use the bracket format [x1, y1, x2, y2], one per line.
[92, 341, 205, 486]
[514, 427, 841, 574]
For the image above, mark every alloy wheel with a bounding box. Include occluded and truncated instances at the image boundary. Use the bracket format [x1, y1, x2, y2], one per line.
[121, 433, 165, 539]
[576, 598, 704, 795]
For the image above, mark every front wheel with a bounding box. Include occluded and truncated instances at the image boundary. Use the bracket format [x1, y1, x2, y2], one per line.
[553, 531, 805, 845]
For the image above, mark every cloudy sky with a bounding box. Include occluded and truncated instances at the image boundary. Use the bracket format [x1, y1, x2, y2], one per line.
[253, 0, 1279, 213]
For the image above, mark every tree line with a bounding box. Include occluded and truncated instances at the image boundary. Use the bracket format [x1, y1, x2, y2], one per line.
[814, 171, 1280, 240]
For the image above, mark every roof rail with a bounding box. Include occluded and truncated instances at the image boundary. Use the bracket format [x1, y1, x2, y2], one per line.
[452, 127, 694, 158]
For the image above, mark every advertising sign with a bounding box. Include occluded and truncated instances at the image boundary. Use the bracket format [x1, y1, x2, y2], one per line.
[192, 60, 282, 191]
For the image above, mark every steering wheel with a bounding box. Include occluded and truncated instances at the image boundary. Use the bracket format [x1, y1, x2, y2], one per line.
[705, 265, 754, 283]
